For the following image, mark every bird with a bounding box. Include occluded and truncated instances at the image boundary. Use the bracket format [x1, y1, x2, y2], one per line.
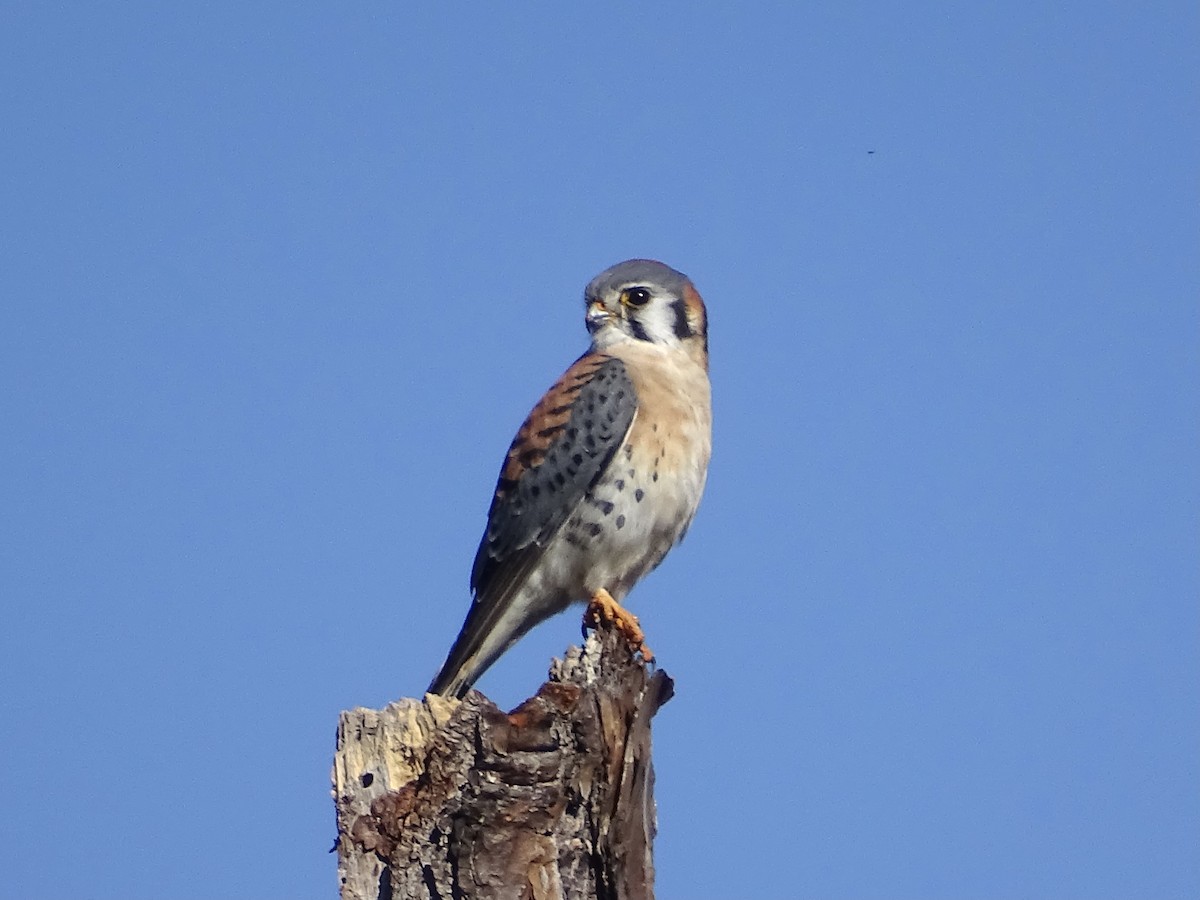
[427, 259, 712, 698]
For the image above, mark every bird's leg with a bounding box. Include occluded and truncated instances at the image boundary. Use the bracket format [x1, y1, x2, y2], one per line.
[584, 588, 654, 662]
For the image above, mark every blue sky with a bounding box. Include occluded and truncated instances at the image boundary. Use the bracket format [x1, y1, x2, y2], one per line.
[2, 3, 1197, 898]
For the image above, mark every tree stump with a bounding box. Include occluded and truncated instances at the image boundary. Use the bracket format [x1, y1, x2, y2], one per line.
[331, 623, 674, 900]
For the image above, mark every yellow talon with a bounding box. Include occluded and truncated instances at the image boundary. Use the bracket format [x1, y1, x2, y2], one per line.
[585, 588, 654, 662]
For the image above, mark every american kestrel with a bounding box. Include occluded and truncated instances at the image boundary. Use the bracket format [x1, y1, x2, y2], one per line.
[428, 259, 711, 698]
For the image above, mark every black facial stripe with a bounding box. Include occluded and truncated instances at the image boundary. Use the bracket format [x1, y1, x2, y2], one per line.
[669, 298, 691, 340]
[629, 318, 651, 342]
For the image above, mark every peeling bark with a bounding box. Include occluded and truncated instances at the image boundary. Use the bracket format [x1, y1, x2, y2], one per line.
[332, 624, 673, 900]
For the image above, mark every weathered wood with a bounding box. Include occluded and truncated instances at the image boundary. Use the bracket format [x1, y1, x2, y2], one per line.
[332, 623, 674, 900]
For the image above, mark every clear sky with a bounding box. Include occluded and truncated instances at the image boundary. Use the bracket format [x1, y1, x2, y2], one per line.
[2, 4, 1197, 899]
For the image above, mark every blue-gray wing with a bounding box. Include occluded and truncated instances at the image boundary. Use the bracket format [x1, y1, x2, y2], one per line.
[426, 353, 637, 697]
[469, 352, 637, 601]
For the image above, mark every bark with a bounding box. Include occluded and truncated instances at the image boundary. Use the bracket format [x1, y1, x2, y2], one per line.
[332, 623, 674, 900]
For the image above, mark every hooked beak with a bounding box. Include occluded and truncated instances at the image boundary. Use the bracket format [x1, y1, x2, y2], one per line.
[586, 299, 613, 331]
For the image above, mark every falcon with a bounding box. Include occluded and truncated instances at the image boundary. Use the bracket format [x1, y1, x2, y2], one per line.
[428, 259, 712, 698]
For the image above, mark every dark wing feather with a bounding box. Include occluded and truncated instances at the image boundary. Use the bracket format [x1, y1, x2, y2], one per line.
[470, 353, 637, 602]
[427, 353, 637, 696]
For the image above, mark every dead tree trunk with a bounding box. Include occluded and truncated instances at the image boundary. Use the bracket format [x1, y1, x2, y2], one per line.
[331, 623, 674, 900]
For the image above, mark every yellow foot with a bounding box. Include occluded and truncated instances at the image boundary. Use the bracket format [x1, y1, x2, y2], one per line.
[584, 588, 654, 663]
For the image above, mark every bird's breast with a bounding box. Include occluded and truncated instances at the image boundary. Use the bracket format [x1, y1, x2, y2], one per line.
[557, 343, 712, 600]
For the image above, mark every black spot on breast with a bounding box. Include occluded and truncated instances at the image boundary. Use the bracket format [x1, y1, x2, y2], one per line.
[586, 523, 602, 537]
[615, 479, 625, 491]
[615, 515, 626, 529]
[635, 489, 645, 502]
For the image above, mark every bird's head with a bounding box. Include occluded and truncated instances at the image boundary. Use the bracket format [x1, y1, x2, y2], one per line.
[583, 259, 707, 364]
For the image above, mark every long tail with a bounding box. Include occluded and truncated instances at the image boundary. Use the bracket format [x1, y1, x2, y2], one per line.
[426, 598, 535, 698]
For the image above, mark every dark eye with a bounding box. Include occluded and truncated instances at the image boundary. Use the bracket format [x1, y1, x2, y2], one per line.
[623, 287, 652, 307]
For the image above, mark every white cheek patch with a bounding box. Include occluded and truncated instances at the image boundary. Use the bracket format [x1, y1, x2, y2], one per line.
[629, 299, 683, 345]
